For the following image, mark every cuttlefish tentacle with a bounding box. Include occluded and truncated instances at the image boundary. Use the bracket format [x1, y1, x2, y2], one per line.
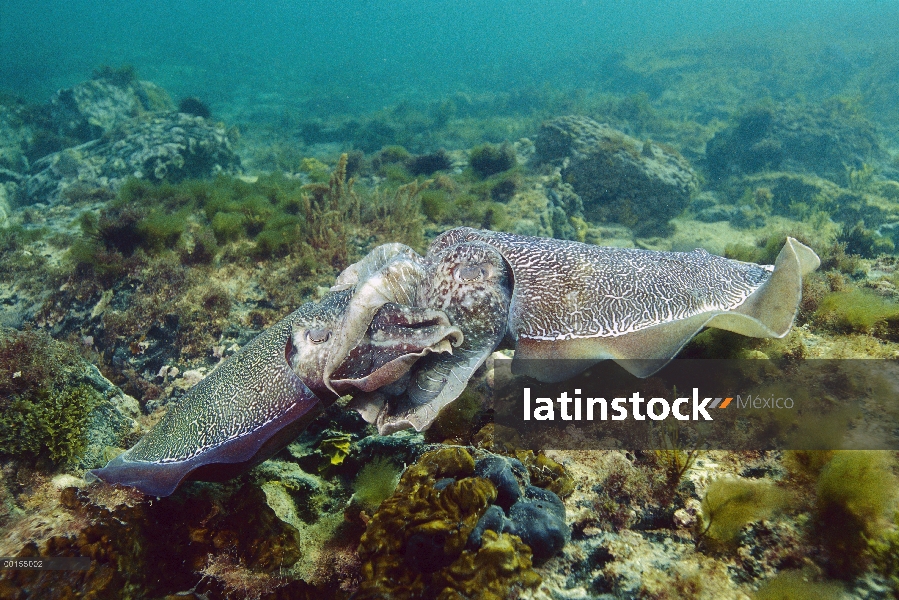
[91, 288, 462, 497]
[91, 227, 821, 495]
[329, 303, 464, 393]
[315, 244, 445, 395]
[370, 241, 512, 434]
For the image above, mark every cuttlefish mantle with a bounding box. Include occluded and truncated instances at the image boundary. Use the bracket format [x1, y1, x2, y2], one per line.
[435, 228, 820, 381]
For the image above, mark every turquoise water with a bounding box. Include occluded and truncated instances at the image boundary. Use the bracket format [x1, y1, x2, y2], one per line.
[2, 0, 895, 119]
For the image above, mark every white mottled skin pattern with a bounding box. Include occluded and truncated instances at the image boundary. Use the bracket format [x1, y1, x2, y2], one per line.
[375, 240, 511, 430]
[127, 292, 349, 463]
[434, 228, 772, 341]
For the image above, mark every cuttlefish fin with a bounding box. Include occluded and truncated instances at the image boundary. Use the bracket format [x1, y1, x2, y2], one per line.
[513, 237, 820, 380]
[712, 236, 820, 337]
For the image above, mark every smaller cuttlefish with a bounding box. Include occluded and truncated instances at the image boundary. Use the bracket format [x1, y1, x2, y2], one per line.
[89, 281, 463, 497]
[91, 228, 820, 496]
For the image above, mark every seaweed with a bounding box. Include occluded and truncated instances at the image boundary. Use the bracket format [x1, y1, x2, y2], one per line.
[813, 288, 899, 340]
[813, 450, 896, 578]
[352, 457, 403, 512]
[698, 478, 788, 547]
[469, 143, 517, 178]
[753, 571, 844, 600]
[177, 96, 211, 119]
[355, 447, 542, 599]
[0, 329, 101, 466]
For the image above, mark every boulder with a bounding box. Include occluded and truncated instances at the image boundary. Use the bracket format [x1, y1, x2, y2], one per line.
[25, 113, 241, 205]
[49, 72, 174, 144]
[705, 102, 882, 183]
[536, 115, 698, 235]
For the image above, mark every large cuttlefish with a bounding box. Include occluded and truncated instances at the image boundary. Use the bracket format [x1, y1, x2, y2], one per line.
[90, 228, 819, 496]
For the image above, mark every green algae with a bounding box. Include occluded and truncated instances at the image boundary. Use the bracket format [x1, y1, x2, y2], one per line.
[814, 451, 897, 578]
[813, 288, 899, 339]
[699, 478, 789, 546]
[352, 456, 403, 512]
[469, 142, 517, 178]
[869, 509, 899, 595]
[753, 571, 844, 600]
[0, 329, 101, 465]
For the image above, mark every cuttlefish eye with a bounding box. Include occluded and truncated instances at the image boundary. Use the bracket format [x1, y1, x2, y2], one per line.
[455, 263, 488, 282]
[305, 328, 332, 344]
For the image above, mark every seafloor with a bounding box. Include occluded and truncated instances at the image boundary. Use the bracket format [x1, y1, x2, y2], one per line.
[1, 28, 899, 600]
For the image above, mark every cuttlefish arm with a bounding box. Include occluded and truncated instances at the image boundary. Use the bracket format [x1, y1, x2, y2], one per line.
[365, 241, 512, 434]
[436, 228, 820, 381]
[318, 244, 444, 395]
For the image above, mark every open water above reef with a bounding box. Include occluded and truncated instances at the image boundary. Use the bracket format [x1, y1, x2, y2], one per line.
[2, 1, 899, 599]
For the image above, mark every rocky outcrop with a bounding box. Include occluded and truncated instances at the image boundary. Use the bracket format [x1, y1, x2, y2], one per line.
[705, 102, 883, 183]
[49, 72, 174, 144]
[536, 115, 698, 235]
[25, 113, 241, 205]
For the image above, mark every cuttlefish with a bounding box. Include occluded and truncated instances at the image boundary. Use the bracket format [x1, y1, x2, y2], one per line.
[91, 227, 819, 496]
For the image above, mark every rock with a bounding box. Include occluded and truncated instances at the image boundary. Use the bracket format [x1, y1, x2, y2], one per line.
[705, 102, 882, 182]
[0, 185, 9, 228]
[49, 74, 174, 144]
[0, 98, 34, 172]
[721, 171, 899, 230]
[77, 363, 142, 470]
[536, 115, 699, 235]
[25, 113, 241, 205]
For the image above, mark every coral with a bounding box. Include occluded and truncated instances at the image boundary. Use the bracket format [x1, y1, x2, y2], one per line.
[469, 143, 517, 178]
[355, 447, 543, 599]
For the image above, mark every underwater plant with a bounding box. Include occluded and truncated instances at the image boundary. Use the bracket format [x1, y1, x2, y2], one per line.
[813, 450, 896, 578]
[352, 456, 403, 512]
[177, 96, 211, 119]
[698, 478, 788, 547]
[469, 143, 517, 178]
[0, 329, 101, 465]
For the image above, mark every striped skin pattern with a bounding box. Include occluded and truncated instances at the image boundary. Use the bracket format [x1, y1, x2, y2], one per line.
[91, 227, 818, 493]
